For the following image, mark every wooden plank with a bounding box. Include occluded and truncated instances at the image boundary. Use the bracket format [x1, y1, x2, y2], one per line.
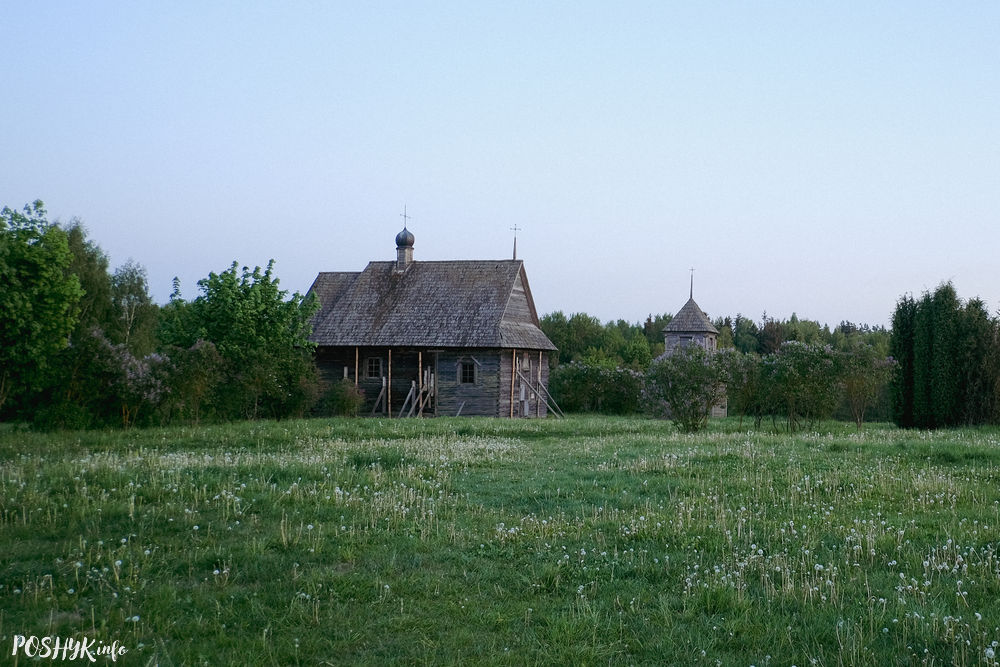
[537, 351, 542, 418]
[399, 381, 416, 418]
[510, 348, 516, 418]
[370, 377, 387, 417]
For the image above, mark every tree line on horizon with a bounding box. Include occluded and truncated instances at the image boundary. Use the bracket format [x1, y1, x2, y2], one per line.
[540, 310, 895, 429]
[4, 199, 998, 431]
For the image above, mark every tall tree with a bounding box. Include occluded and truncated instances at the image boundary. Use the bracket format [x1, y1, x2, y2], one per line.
[0, 201, 83, 416]
[956, 298, 998, 426]
[110, 259, 159, 356]
[63, 221, 113, 338]
[840, 342, 896, 430]
[930, 283, 961, 427]
[732, 314, 761, 354]
[911, 291, 935, 428]
[889, 294, 916, 428]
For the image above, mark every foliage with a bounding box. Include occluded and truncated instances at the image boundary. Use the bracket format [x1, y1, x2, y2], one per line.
[158, 340, 225, 424]
[840, 341, 897, 430]
[542, 307, 887, 380]
[769, 342, 841, 431]
[63, 220, 114, 337]
[32, 328, 169, 430]
[110, 259, 159, 356]
[889, 294, 917, 428]
[0, 201, 83, 416]
[891, 282, 1000, 429]
[549, 359, 643, 414]
[159, 261, 320, 420]
[714, 347, 761, 428]
[315, 378, 366, 417]
[645, 344, 724, 432]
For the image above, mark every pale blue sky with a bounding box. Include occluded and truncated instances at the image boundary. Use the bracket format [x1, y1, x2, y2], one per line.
[4, 2, 999, 327]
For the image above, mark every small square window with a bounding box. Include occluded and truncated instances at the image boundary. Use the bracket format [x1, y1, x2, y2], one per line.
[366, 357, 383, 379]
[460, 361, 476, 384]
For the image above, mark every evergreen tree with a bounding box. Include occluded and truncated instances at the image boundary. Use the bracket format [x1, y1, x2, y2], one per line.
[912, 292, 935, 428]
[956, 298, 997, 425]
[889, 294, 916, 428]
[930, 283, 961, 427]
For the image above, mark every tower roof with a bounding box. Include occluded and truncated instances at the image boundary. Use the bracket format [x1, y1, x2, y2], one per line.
[395, 227, 414, 248]
[664, 297, 719, 335]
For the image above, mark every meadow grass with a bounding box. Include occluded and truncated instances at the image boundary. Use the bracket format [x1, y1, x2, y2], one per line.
[2, 416, 1000, 665]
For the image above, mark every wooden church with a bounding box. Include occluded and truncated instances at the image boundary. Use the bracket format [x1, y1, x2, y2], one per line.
[307, 226, 558, 418]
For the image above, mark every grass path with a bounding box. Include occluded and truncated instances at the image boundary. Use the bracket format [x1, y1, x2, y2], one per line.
[2, 417, 1000, 665]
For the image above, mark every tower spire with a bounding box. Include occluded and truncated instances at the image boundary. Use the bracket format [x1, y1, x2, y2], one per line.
[690, 268, 695, 299]
[510, 224, 521, 260]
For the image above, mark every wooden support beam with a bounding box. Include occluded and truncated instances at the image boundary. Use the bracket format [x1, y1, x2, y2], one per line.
[354, 347, 359, 387]
[517, 368, 563, 419]
[370, 377, 387, 417]
[399, 381, 416, 418]
[537, 351, 543, 418]
[388, 348, 392, 418]
[510, 348, 517, 418]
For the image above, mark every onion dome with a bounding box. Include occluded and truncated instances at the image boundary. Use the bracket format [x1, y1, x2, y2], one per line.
[395, 227, 415, 248]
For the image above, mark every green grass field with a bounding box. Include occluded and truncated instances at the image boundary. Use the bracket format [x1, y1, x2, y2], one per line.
[2, 417, 1000, 665]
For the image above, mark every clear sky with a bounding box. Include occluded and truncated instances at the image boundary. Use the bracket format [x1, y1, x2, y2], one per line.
[4, 2, 998, 328]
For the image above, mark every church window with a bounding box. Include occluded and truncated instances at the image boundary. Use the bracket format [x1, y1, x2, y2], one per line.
[460, 361, 476, 384]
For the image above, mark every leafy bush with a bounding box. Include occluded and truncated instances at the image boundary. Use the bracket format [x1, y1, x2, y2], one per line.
[645, 345, 723, 432]
[549, 360, 643, 414]
[316, 379, 366, 417]
[31, 400, 93, 432]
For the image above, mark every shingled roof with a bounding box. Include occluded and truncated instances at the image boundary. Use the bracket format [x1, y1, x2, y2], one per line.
[308, 259, 556, 350]
[664, 297, 719, 334]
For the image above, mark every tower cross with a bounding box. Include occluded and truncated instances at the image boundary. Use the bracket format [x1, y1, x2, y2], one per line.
[510, 224, 522, 260]
[690, 267, 695, 299]
[400, 205, 412, 228]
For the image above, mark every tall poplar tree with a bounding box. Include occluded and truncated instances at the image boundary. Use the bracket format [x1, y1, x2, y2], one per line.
[889, 294, 916, 428]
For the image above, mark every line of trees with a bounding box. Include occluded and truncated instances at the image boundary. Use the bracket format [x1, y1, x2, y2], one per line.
[8, 200, 995, 433]
[541, 310, 889, 367]
[890, 282, 1000, 429]
[1, 200, 326, 430]
[541, 309, 894, 427]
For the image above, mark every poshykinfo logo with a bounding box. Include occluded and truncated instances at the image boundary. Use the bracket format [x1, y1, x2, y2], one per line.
[11, 635, 127, 662]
